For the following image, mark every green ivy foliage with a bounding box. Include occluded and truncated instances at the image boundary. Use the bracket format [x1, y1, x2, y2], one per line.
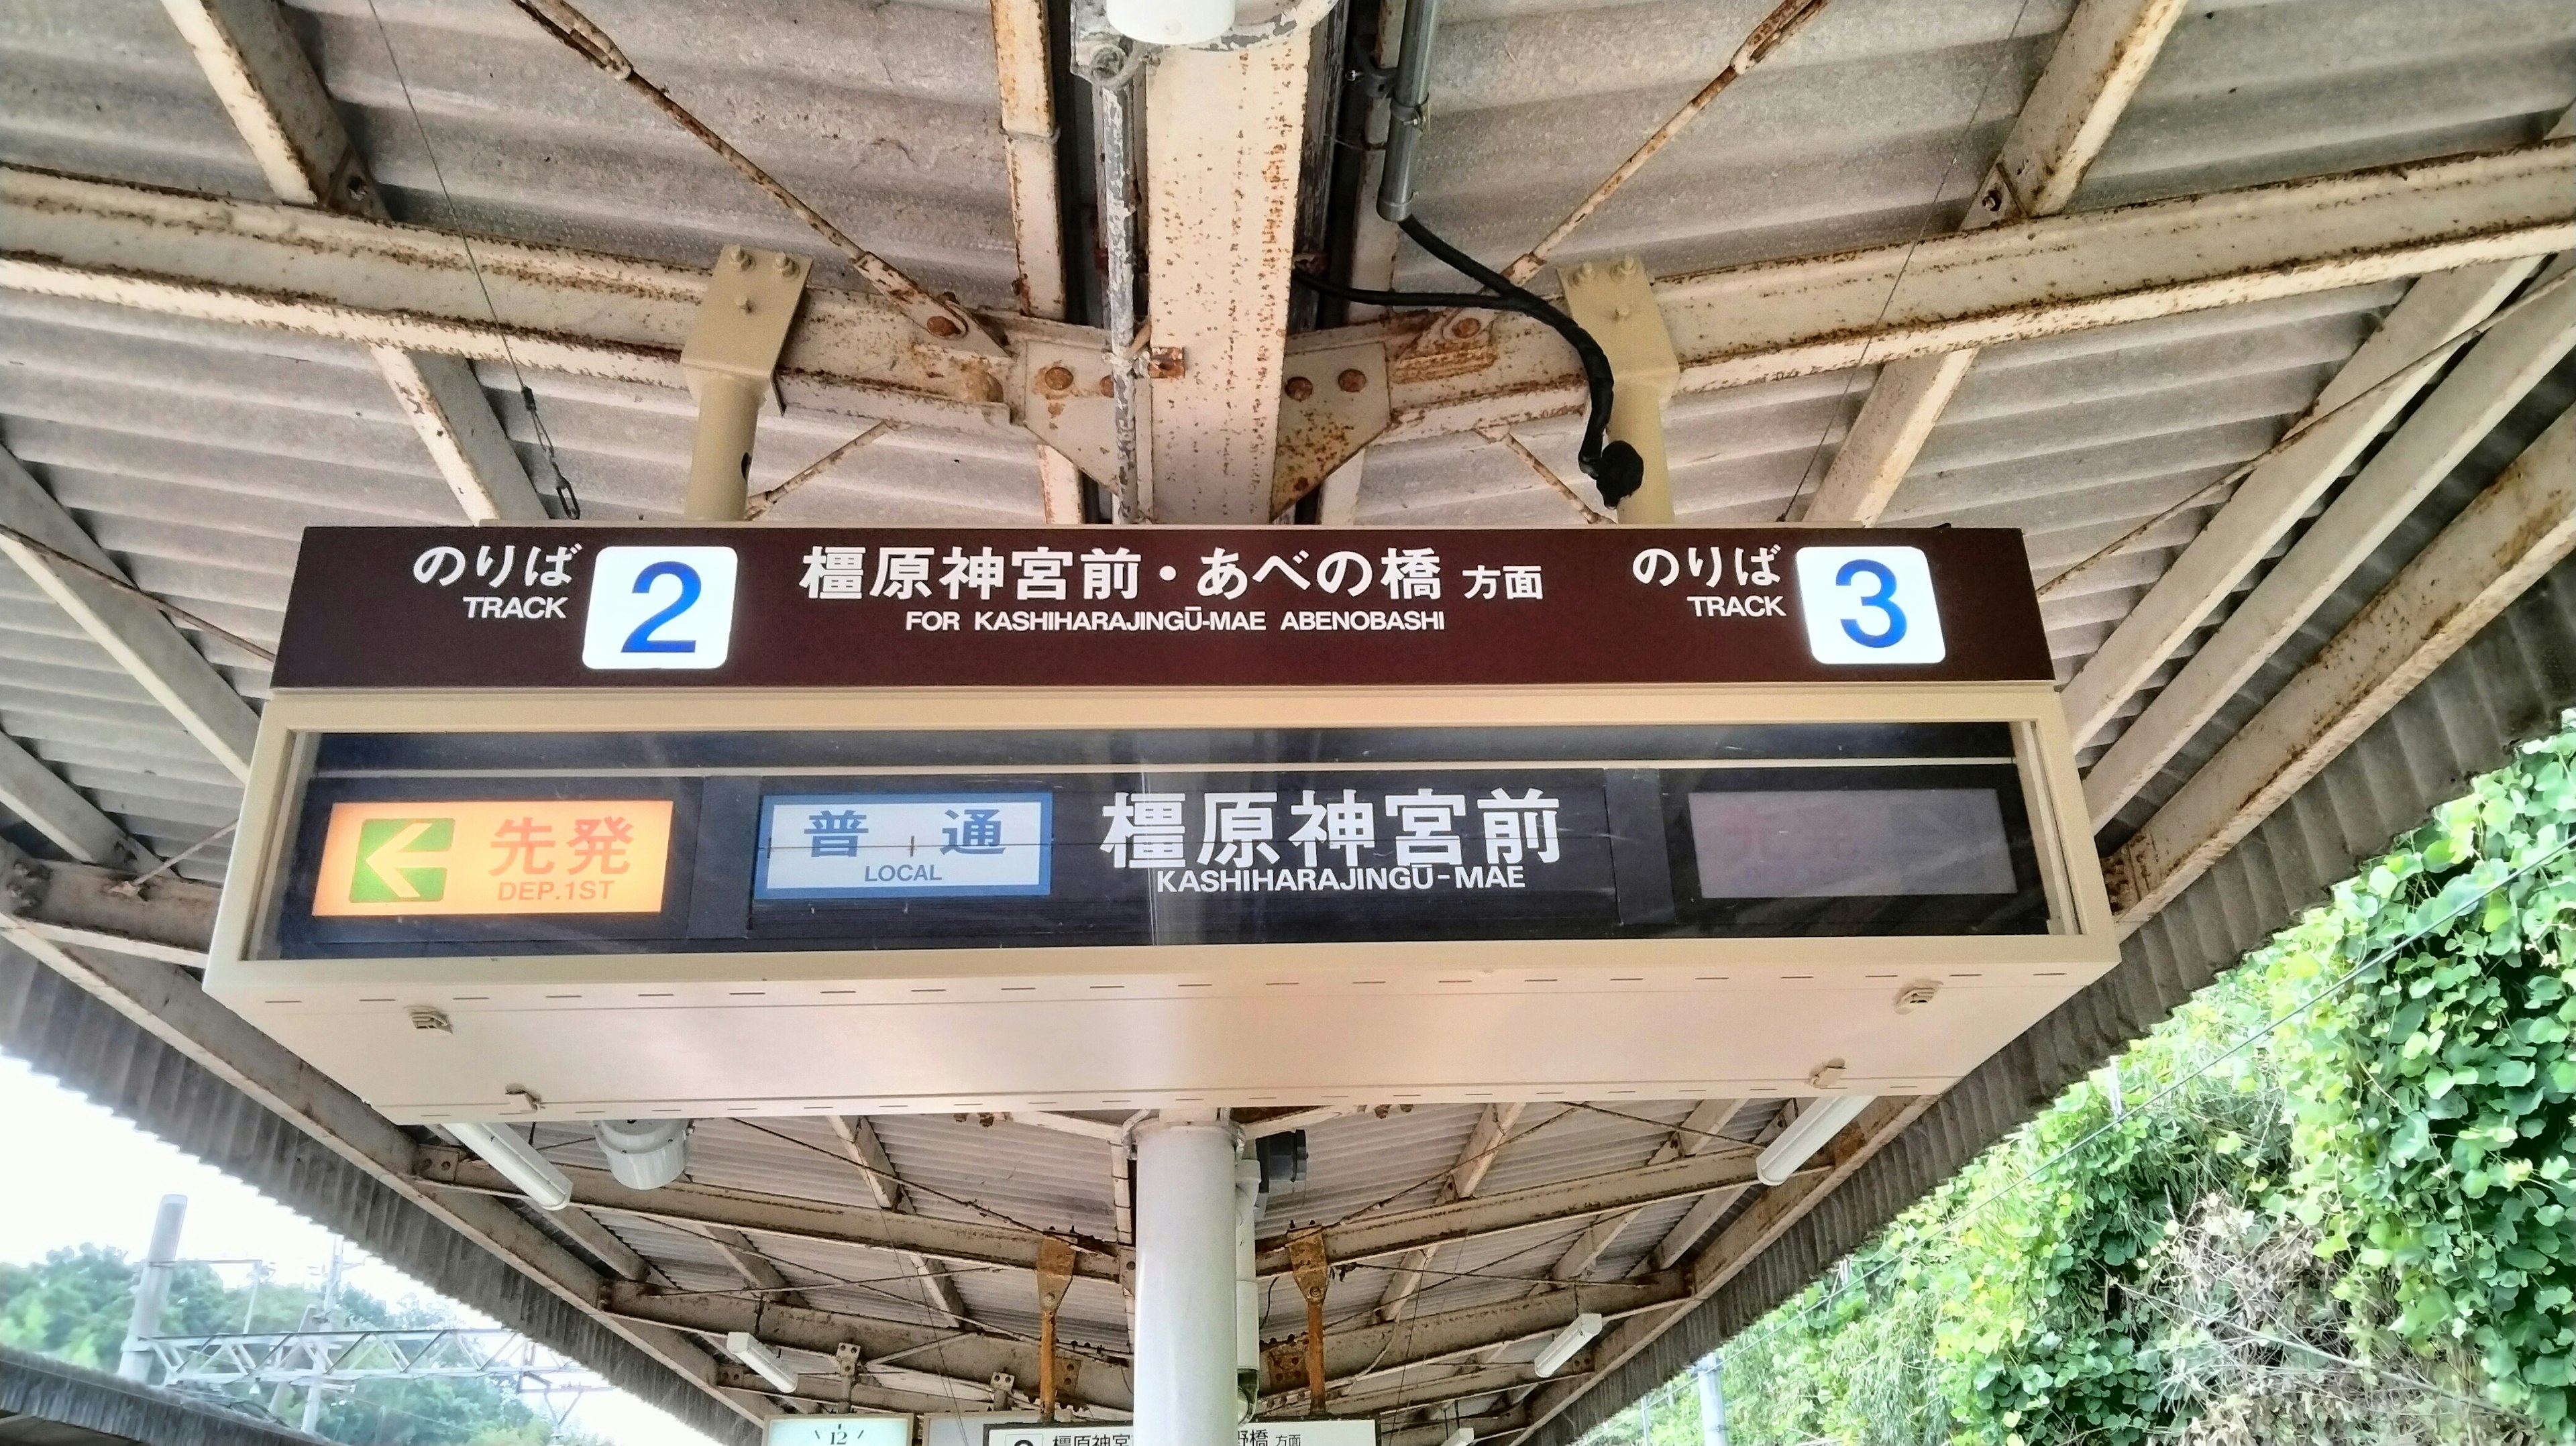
[2270, 729, 2576, 1431]
[1680, 722, 2576, 1446]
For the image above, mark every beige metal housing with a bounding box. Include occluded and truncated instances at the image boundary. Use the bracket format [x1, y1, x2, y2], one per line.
[205, 681, 2114, 1125]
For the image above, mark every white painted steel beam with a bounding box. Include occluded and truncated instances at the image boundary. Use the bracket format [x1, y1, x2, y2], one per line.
[1544, 1099, 1739, 1282]
[158, 0, 551, 524]
[1141, 44, 1313, 522]
[2107, 398, 2576, 930]
[0, 732, 140, 867]
[0, 445, 260, 782]
[427, 1155, 1123, 1281]
[0, 844, 756, 1430]
[2059, 260, 2553, 747]
[2085, 255, 2576, 824]
[602, 1284, 1128, 1412]
[1377, 140, 2576, 447]
[1803, 0, 2186, 523]
[991, 0, 1066, 322]
[0, 167, 1045, 439]
[830, 1115, 970, 1325]
[14, 148, 2576, 463]
[1377, 1103, 1525, 1323]
[1253, 1142, 1767, 1276]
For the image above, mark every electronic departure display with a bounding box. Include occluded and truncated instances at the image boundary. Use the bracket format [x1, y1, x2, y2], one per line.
[263, 724, 2047, 960]
[205, 524, 2116, 1119]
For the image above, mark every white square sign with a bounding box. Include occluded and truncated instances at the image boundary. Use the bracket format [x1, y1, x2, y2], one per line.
[767, 1416, 910, 1446]
[582, 545, 739, 670]
[1792, 545, 1946, 665]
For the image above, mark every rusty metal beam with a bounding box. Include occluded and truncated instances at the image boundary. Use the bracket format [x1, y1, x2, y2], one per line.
[599, 1282, 1133, 1412]
[1801, 0, 2188, 524]
[1140, 43, 1313, 521]
[1371, 140, 2576, 449]
[158, 0, 553, 524]
[2106, 396, 2576, 930]
[421, 1152, 1123, 1282]
[0, 166, 1059, 439]
[1376, 1103, 1525, 1323]
[1254, 1144, 1768, 1277]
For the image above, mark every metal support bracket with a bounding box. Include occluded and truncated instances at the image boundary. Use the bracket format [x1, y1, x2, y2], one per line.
[1286, 1228, 1331, 1411]
[1271, 339, 1391, 518]
[1034, 1235, 1076, 1421]
[681, 244, 810, 520]
[1016, 338, 1161, 494]
[1561, 256, 1678, 523]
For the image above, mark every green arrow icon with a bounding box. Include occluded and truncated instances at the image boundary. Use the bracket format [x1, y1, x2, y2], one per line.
[352, 818, 452, 902]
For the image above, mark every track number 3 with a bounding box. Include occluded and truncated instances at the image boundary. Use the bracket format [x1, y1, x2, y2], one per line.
[582, 546, 739, 670]
[1792, 546, 1946, 665]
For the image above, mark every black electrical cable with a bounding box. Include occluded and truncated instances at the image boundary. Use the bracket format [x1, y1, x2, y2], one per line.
[1293, 215, 1645, 510]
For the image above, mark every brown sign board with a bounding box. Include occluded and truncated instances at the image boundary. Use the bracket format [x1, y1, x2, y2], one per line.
[271, 526, 2051, 689]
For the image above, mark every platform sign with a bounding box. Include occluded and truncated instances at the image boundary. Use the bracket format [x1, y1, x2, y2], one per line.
[767, 1416, 909, 1446]
[983, 1423, 1373, 1446]
[274, 527, 2053, 690]
[307, 799, 673, 916]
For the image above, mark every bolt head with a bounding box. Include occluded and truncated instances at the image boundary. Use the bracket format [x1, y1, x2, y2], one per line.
[735, 297, 755, 313]
[775, 254, 798, 276]
[1337, 368, 1368, 394]
[1037, 364, 1075, 393]
[1284, 376, 1314, 402]
[734, 249, 755, 270]
[1450, 316, 1483, 339]
[926, 315, 963, 338]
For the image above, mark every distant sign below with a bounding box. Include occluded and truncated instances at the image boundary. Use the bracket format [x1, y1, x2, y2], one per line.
[983, 1423, 1373, 1446]
[765, 1416, 909, 1446]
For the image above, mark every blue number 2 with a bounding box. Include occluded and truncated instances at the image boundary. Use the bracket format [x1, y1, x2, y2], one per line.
[1835, 559, 1907, 649]
[622, 561, 702, 653]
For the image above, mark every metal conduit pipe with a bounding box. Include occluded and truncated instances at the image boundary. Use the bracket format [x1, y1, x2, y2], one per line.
[1374, 0, 1440, 222]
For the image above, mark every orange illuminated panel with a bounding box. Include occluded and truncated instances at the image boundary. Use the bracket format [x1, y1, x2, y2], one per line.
[310, 800, 673, 917]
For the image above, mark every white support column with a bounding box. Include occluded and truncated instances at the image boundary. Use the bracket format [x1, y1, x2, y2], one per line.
[1143, 44, 1313, 522]
[1132, 1115, 1241, 1446]
[1803, 0, 2187, 522]
[117, 1194, 189, 1380]
[159, 0, 552, 524]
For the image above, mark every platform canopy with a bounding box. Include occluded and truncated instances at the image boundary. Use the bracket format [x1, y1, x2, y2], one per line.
[3, 1, 2575, 1443]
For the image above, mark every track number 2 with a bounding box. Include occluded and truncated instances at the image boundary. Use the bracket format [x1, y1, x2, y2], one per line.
[582, 547, 739, 670]
[1792, 546, 1946, 665]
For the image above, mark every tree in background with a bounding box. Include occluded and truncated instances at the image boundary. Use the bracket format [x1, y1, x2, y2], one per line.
[1611, 720, 2576, 1446]
[0, 1245, 604, 1445]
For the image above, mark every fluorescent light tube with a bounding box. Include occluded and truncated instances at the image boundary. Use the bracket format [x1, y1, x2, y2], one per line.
[726, 1331, 802, 1393]
[447, 1121, 573, 1211]
[1755, 1095, 1876, 1187]
[1532, 1312, 1604, 1378]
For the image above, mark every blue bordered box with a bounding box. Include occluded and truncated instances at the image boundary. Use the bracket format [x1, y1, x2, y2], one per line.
[755, 792, 1054, 899]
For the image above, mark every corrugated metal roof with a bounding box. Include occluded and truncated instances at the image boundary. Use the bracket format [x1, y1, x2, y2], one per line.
[4, 0, 2575, 1438]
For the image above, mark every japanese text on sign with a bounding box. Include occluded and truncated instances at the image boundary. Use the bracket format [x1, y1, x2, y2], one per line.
[758, 795, 1053, 899]
[1101, 785, 1570, 893]
[309, 800, 674, 917]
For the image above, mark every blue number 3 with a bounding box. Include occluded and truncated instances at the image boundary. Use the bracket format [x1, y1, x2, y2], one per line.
[622, 561, 702, 653]
[1835, 559, 1907, 648]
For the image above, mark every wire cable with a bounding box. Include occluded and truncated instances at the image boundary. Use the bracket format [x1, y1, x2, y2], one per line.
[1296, 217, 1644, 508]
